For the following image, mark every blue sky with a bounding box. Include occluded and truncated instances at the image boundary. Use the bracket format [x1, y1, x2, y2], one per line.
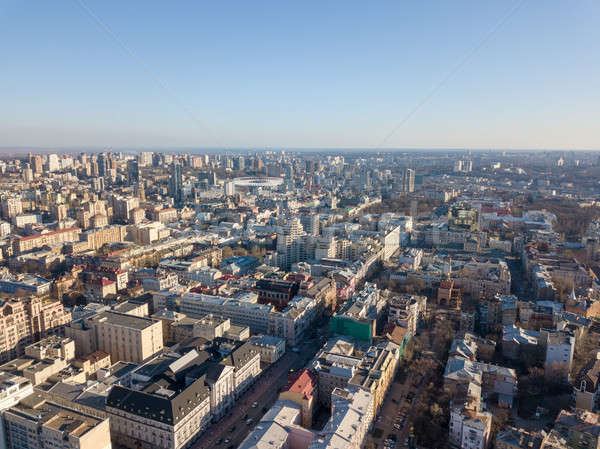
[0, 0, 598, 150]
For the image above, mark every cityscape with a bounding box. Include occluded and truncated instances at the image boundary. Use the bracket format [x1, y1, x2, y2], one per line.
[0, 150, 599, 449]
[2, 1, 599, 449]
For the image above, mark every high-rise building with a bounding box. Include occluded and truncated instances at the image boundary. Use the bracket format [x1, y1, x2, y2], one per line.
[224, 181, 235, 196]
[23, 163, 34, 183]
[139, 151, 153, 166]
[403, 168, 415, 193]
[97, 153, 107, 177]
[276, 217, 306, 270]
[32, 155, 43, 174]
[168, 161, 183, 204]
[0, 297, 72, 362]
[2, 197, 23, 219]
[300, 213, 320, 236]
[91, 177, 104, 193]
[234, 155, 245, 171]
[67, 311, 163, 363]
[126, 158, 140, 184]
[47, 154, 59, 172]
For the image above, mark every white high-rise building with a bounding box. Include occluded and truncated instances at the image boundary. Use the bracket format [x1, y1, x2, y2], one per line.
[403, 168, 415, 193]
[138, 151, 153, 166]
[47, 153, 60, 172]
[224, 181, 235, 196]
[276, 217, 306, 270]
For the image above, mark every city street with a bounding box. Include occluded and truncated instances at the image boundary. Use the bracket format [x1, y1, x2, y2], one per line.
[192, 351, 298, 449]
[192, 327, 326, 449]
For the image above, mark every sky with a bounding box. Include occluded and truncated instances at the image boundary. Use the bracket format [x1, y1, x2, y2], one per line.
[0, 0, 599, 150]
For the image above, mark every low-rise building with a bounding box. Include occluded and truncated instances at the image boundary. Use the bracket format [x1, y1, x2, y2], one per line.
[248, 334, 286, 364]
[279, 369, 318, 428]
[574, 355, 600, 411]
[0, 371, 34, 411]
[3, 395, 112, 449]
[106, 351, 212, 449]
[553, 409, 600, 449]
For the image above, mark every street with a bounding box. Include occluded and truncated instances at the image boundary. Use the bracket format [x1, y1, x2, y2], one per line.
[192, 324, 327, 449]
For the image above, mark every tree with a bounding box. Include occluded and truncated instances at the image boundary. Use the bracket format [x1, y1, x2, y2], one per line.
[221, 246, 234, 259]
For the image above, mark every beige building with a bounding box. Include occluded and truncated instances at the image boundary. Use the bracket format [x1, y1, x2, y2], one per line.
[67, 311, 163, 363]
[312, 337, 401, 411]
[194, 314, 231, 340]
[0, 297, 72, 363]
[248, 335, 286, 364]
[82, 225, 127, 251]
[3, 395, 111, 449]
[24, 335, 75, 362]
[14, 227, 81, 254]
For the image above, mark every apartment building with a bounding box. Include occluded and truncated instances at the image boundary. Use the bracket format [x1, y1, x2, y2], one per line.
[0, 297, 72, 363]
[308, 385, 374, 449]
[444, 356, 518, 408]
[311, 337, 401, 411]
[279, 369, 318, 427]
[67, 311, 163, 363]
[3, 395, 111, 449]
[449, 405, 493, 449]
[554, 409, 600, 449]
[0, 272, 51, 296]
[82, 225, 127, 251]
[540, 329, 575, 383]
[2, 197, 23, 220]
[574, 356, 600, 411]
[388, 294, 427, 336]
[14, 227, 81, 254]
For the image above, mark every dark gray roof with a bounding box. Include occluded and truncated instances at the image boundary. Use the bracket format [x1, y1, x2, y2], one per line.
[222, 341, 259, 370]
[106, 376, 209, 426]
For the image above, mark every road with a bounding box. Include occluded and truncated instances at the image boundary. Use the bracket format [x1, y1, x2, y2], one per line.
[192, 326, 327, 449]
[192, 351, 298, 449]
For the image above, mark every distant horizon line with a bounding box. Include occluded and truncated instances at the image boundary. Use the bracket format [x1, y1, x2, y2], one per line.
[0, 146, 598, 156]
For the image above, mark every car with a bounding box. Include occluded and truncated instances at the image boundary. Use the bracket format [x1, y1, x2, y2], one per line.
[224, 439, 230, 444]
[246, 418, 253, 425]
[252, 402, 258, 408]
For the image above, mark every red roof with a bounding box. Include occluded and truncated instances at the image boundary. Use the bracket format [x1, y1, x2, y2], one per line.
[94, 277, 115, 286]
[282, 369, 316, 399]
[19, 227, 80, 241]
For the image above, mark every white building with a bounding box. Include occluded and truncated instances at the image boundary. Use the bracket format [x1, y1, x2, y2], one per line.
[541, 329, 575, 383]
[449, 406, 492, 449]
[0, 371, 34, 411]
